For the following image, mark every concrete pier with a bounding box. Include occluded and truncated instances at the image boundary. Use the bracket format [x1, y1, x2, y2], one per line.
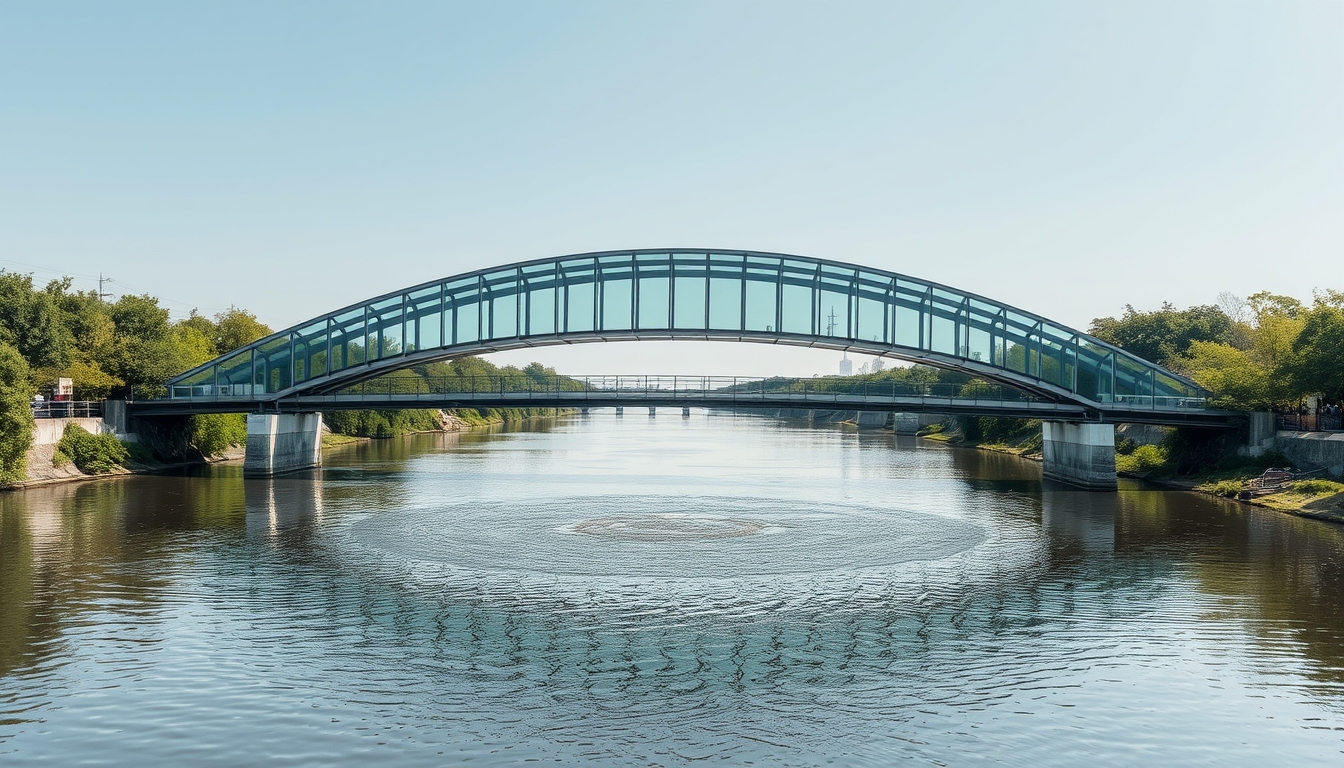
[1041, 422, 1116, 490]
[244, 413, 323, 477]
[856, 411, 888, 428]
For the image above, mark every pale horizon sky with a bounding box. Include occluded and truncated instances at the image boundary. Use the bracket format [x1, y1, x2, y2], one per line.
[2, 1, 1340, 377]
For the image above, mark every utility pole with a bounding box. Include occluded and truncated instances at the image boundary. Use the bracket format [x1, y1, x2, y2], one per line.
[98, 274, 114, 302]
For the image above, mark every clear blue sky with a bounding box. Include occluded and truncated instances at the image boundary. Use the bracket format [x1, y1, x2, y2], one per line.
[2, 1, 1339, 376]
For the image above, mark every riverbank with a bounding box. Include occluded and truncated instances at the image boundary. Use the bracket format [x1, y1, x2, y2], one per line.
[911, 422, 1344, 524]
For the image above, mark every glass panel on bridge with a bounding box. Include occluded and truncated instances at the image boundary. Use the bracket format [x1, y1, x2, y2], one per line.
[561, 257, 596, 333]
[252, 336, 292, 394]
[329, 308, 366, 372]
[447, 278, 479, 345]
[965, 299, 998, 365]
[482, 269, 519, 340]
[816, 266, 854, 338]
[293, 320, 328, 383]
[672, 253, 708, 330]
[708, 254, 743, 331]
[367, 297, 404, 360]
[893, 279, 926, 349]
[216, 348, 252, 396]
[1076, 339, 1114, 402]
[599, 257, 633, 331]
[780, 260, 815, 335]
[743, 257, 778, 332]
[1002, 311, 1037, 375]
[1115, 353, 1154, 406]
[406, 285, 442, 352]
[522, 264, 556, 336]
[856, 271, 890, 344]
[636, 253, 670, 330]
[1039, 323, 1075, 390]
[929, 288, 962, 356]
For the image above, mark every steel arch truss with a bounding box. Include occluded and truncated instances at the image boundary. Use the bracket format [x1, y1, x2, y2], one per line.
[165, 249, 1208, 414]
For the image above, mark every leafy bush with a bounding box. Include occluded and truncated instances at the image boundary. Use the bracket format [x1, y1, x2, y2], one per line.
[53, 423, 129, 474]
[1206, 479, 1245, 497]
[1116, 444, 1169, 475]
[916, 422, 945, 437]
[1289, 479, 1344, 495]
[1115, 437, 1138, 456]
[325, 409, 441, 438]
[189, 413, 247, 457]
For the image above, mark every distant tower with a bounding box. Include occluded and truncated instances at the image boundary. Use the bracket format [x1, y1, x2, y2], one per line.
[839, 351, 852, 376]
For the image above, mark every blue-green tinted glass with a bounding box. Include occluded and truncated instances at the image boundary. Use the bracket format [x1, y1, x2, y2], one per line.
[893, 280, 926, 349]
[253, 336, 292, 393]
[523, 264, 556, 335]
[447, 279, 479, 344]
[368, 297, 403, 360]
[407, 285, 442, 352]
[672, 256, 707, 330]
[599, 257, 633, 331]
[217, 348, 253, 392]
[1077, 339, 1114, 402]
[329, 309, 366, 371]
[561, 259, 596, 333]
[1002, 311, 1036, 375]
[293, 320, 328, 383]
[856, 272, 889, 344]
[929, 289, 961, 355]
[780, 260, 815, 335]
[744, 260, 778, 332]
[483, 270, 518, 340]
[636, 254, 670, 330]
[816, 267, 853, 338]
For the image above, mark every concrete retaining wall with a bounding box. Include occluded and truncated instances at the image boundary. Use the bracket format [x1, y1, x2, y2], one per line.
[1041, 422, 1117, 490]
[1276, 431, 1344, 478]
[32, 418, 106, 446]
[244, 413, 323, 477]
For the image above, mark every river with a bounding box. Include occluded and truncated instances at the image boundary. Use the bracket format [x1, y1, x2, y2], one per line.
[2, 412, 1342, 765]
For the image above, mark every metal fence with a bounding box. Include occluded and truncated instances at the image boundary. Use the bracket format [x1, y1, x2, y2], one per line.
[1276, 411, 1344, 432]
[32, 401, 103, 419]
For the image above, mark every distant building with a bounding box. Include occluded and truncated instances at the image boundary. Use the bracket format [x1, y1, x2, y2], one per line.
[839, 352, 852, 376]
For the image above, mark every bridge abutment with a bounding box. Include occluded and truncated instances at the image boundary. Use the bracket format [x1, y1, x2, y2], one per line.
[1041, 422, 1117, 490]
[244, 413, 323, 478]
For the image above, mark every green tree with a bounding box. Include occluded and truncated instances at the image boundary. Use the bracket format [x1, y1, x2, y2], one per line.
[1283, 302, 1344, 400]
[1089, 303, 1233, 365]
[0, 342, 34, 485]
[213, 307, 272, 353]
[0, 271, 71, 370]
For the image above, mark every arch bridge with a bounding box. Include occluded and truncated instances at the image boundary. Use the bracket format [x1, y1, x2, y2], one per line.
[136, 249, 1228, 486]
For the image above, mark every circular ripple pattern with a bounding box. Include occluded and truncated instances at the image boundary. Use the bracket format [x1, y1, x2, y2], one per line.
[570, 513, 766, 541]
[349, 495, 986, 579]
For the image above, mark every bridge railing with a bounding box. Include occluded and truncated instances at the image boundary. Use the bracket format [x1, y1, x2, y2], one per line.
[325, 375, 1050, 403]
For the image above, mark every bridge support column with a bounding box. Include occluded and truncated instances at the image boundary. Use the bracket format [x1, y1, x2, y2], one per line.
[856, 411, 888, 429]
[244, 413, 323, 478]
[1041, 422, 1116, 490]
[892, 413, 921, 435]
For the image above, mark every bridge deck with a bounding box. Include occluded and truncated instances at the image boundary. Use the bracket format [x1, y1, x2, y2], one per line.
[130, 377, 1231, 426]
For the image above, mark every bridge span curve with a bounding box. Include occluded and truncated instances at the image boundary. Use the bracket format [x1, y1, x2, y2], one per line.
[160, 248, 1211, 423]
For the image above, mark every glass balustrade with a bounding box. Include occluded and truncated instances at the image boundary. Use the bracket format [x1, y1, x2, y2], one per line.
[164, 250, 1208, 410]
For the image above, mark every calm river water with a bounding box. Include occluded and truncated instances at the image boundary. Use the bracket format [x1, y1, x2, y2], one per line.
[2, 413, 1342, 765]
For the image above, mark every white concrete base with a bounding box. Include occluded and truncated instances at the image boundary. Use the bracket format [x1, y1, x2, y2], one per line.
[1041, 422, 1117, 490]
[244, 413, 323, 477]
[856, 411, 888, 428]
[32, 417, 107, 446]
